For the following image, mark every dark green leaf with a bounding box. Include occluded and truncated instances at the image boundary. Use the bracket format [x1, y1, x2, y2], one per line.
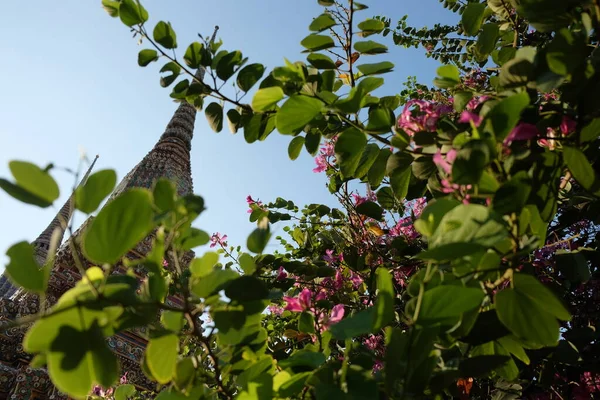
[580, 118, 600, 143]
[367, 149, 391, 188]
[335, 128, 367, 178]
[307, 53, 337, 69]
[462, 2, 486, 36]
[276, 95, 323, 135]
[354, 40, 388, 54]
[372, 268, 394, 330]
[237, 63, 265, 92]
[183, 42, 203, 68]
[485, 92, 530, 141]
[329, 308, 374, 339]
[288, 137, 305, 160]
[227, 109, 241, 133]
[119, 0, 148, 27]
[247, 225, 271, 254]
[563, 146, 595, 190]
[356, 201, 384, 221]
[493, 177, 532, 215]
[417, 242, 487, 261]
[475, 23, 499, 61]
[225, 276, 269, 302]
[459, 355, 511, 378]
[309, 13, 337, 32]
[278, 350, 326, 369]
[357, 61, 394, 76]
[300, 34, 335, 51]
[513, 273, 570, 321]
[191, 269, 238, 298]
[75, 169, 117, 213]
[8, 161, 59, 204]
[376, 186, 395, 210]
[452, 140, 490, 185]
[454, 91, 473, 112]
[355, 143, 380, 178]
[216, 50, 243, 81]
[416, 286, 485, 324]
[390, 167, 411, 200]
[83, 189, 155, 264]
[298, 311, 316, 333]
[366, 106, 394, 132]
[159, 62, 180, 88]
[305, 131, 321, 155]
[138, 49, 159, 67]
[5, 242, 46, 293]
[205, 102, 223, 133]
[153, 21, 177, 49]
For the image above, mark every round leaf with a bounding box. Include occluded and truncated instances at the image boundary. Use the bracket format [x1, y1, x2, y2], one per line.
[75, 169, 117, 214]
[276, 95, 324, 134]
[153, 21, 178, 49]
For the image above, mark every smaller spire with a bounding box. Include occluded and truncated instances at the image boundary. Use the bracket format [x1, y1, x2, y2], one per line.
[0, 157, 98, 299]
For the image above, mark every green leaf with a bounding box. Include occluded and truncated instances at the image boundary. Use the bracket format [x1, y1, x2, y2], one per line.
[298, 311, 316, 333]
[278, 350, 325, 369]
[335, 128, 367, 178]
[366, 106, 394, 132]
[357, 61, 394, 76]
[461, 2, 486, 36]
[252, 87, 284, 112]
[138, 49, 159, 67]
[114, 384, 136, 400]
[485, 92, 530, 141]
[390, 167, 411, 200]
[83, 189, 155, 264]
[452, 140, 490, 185]
[75, 169, 117, 213]
[300, 34, 335, 51]
[159, 61, 181, 88]
[216, 50, 243, 81]
[8, 161, 59, 204]
[459, 355, 511, 378]
[5, 242, 47, 293]
[357, 19, 385, 36]
[205, 102, 223, 133]
[563, 146, 596, 191]
[153, 21, 177, 49]
[153, 178, 176, 212]
[147, 334, 178, 384]
[513, 273, 570, 321]
[555, 250, 591, 284]
[372, 268, 394, 330]
[417, 286, 484, 324]
[376, 186, 396, 210]
[183, 42, 203, 68]
[288, 137, 305, 160]
[356, 201, 383, 221]
[354, 40, 388, 54]
[329, 308, 375, 339]
[493, 177, 532, 215]
[546, 29, 586, 76]
[580, 118, 600, 143]
[238, 252, 257, 275]
[161, 310, 185, 332]
[225, 276, 269, 302]
[189, 252, 219, 277]
[191, 269, 238, 298]
[305, 131, 321, 155]
[276, 95, 323, 134]
[237, 63, 265, 92]
[227, 109, 242, 133]
[495, 288, 560, 346]
[119, 0, 148, 27]
[247, 224, 271, 254]
[368, 149, 392, 188]
[475, 23, 499, 61]
[355, 143, 380, 179]
[318, 0, 335, 5]
[307, 53, 337, 69]
[101, 0, 120, 18]
[433, 64, 460, 89]
[414, 198, 461, 237]
[309, 13, 337, 32]
[417, 242, 487, 261]
[0, 179, 51, 207]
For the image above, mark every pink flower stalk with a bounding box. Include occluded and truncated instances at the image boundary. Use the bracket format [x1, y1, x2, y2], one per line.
[209, 232, 228, 248]
[276, 266, 288, 281]
[283, 288, 312, 312]
[504, 123, 539, 145]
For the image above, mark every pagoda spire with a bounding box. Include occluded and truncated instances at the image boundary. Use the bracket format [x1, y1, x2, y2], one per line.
[0, 156, 98, 298]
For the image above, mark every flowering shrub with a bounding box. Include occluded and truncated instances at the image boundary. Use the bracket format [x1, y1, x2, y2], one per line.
[2, 0, 600, 399]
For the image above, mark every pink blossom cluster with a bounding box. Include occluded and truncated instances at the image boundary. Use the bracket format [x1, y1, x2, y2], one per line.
[458, 95, 490, 127]
[313, 137, 337, 173]
[91, 373, 128, 397]
[389, 217, 419, 241]
[398, 99, 453, 136]
[351, 191, 377, 207]
[538, 116, 576, 150]
[323, 249, 344, 266]
[283, 288, 345, 332]
[432, 148, 472, 201]
[209, 232, 228, 248]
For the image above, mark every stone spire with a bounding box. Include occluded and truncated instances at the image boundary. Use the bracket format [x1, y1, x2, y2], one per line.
[0, 156, 98, 298]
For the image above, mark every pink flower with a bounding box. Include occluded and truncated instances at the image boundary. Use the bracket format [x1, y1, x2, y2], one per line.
[560, 115, 576, 135]
[350, 272, 363, 289]
[283, 288, 312, 312]
[327, 304, 345, 325]
[504, 123, 539, 145]
[313, 155, 328, 173]
[466, 95, 490, 110]
[209, 232, 228, 248]
[334, 271, 344, 290]
[459, 111, 482, 127]
[276, 267, 288, 281]
[313, 138, 337, 173]
[120, 372, 128, 385]
[389, 217, 419, 240]
[268, 304, 284, 316]
[316, 289, 328, 301]
[162, 259, 169, 267]
[433, 149, 457, 175]
[398, 99, 452, 136]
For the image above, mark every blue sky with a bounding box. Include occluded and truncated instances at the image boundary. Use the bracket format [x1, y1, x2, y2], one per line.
[0, 0, 458, 268]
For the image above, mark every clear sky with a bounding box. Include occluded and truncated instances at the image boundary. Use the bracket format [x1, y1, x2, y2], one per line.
[0, 0, 458, 268]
